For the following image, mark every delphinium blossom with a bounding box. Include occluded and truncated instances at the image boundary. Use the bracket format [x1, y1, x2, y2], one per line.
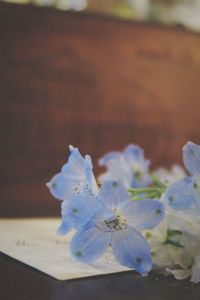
[47, 145, 98, 201]
[47, 144, 165, 276]
[47, 145, 99, 234]
[98, 144, 152, 188]
[70, 181, 165, 275]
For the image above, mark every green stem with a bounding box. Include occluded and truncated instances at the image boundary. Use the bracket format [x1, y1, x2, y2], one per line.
[165, 239, 184, 248]
[129, 187, 165, 195]
[131, 195, 151, 201]
[129, 187, 165, 201]
[150, 173, 167, 189]
[167, 229, 182, 237]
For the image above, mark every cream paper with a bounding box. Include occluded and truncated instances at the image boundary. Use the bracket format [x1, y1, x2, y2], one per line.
[0, 218, 129, 280]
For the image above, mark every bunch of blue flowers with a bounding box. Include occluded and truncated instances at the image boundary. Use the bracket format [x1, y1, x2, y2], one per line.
[47, 142, 200, 283]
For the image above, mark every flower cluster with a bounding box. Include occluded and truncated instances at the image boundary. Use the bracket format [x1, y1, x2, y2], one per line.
[47, 142, 200, 283]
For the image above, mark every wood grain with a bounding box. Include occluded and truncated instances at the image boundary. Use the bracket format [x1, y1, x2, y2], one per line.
[0, 3, 200, 216]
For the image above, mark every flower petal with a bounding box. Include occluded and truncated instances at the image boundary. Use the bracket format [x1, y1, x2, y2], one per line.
[166, 207, 200, 236]
[167, 268, 191, 280]
[98, 156, 132, 188]
[99, 151, 122, 166]
[61, 195, 100, 230]
[121, 199, 165, 230]
[163, 177, 195, 210]
[124, 144, 152, 188]
[98, 181, 130, 210]
[111, 226, 152, 275]
[124, 144, 149, 170]
[84, 155, 98, 195]
[70, 226, 111, 263]
[192, 175, 200, 212]
[61, 146, 85, 176]
[151, 244, 174, 268]
[46, 173, 70, 200]
[183, 141, 200, 175]
[57, 220, 72, 235]
[153, 165, 186, 186]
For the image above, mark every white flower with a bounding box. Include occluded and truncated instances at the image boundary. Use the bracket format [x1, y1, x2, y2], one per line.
[154, 165, 186, 186]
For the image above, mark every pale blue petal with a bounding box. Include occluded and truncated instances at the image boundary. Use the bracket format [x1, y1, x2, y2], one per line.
[61, 195, 100, 230]
[70, 226, 111, 263]
[57, 220, 72, 235]
[192, 175, 200, 212]
[84, 155, 98, 195]
[121, 199, 165, 230]
[124, 144, 144, 162]
[61, 146, 85, 176]
[183, 142, 200, 175]
[98, 181, 130, 210]
[99, 151, 122, 166]
[124, 144, 152, 188]
[111, 227, 152, 275]
[163, 177, 194, 210]
[46, 173, 69, 200]
[124, 144, 150, 170]
[98, 151, 130, 186]
[47, 172, 87, 201]
[98, 161, 132, 189]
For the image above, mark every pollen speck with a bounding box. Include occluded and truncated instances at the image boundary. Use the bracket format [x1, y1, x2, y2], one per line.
[168, 195, 175, 202]
[112, 182, 118, 188]
[52, 183, 57, 189]
[136, 257, 142, 263]
[155, 209, 161, 215]
[193, 182, 198, 189]
[75, 250, 82, 257]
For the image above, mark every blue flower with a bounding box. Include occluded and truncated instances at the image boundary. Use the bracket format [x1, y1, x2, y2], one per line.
[163, 142, 200, 211]
[47, 145, 98, 201]
[70, 181, 165, 275]
[99, 144, 152, 188]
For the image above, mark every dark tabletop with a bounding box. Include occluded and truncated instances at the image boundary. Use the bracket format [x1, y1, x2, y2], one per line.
[1, 252, 200, 300]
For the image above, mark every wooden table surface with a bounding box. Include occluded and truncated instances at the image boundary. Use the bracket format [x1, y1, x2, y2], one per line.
[1, 252, 200, 300]
[1, 3, 200, 299]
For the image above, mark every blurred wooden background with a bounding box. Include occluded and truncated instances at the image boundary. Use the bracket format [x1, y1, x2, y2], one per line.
[0, 3, 200, 217]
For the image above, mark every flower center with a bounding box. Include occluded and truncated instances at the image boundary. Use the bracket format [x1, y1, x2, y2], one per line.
[132, 167, 144, 181]
[104, 213, 128, 231]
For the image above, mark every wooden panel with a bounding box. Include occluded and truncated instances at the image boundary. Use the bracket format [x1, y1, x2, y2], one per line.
[0, 3, 200, 216]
